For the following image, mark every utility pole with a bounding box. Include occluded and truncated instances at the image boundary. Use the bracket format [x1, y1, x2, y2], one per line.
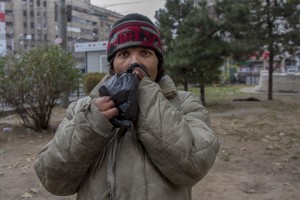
[58, 0, 69, 108]
[58, 0, 67, 50]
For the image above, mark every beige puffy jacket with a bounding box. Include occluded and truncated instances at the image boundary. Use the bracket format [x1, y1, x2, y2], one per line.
[34, 75, 220, 200]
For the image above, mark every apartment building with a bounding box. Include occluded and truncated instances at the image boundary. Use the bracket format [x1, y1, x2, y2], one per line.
[1, 0, 122, 68]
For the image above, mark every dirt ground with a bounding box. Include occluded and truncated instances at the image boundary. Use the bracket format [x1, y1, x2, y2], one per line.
[0, 92, 299, 200]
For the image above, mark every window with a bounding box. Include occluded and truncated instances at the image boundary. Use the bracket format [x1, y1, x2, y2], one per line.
[23, 10, 27, 17]
[6, 33, 13, 39]
[5, 22, 12, 26]
[5, 10, 13, 16]
[23, 22, 27, 28]
[30, 22, 34, 28]
[37, 0, 40, 6]
[43, 1, 47, 7]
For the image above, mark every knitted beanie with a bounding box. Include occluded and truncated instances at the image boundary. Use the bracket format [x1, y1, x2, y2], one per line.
[107, 13, 163, 63]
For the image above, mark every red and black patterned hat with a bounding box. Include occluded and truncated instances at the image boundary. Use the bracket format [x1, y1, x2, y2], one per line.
[107, 13, 163, 63]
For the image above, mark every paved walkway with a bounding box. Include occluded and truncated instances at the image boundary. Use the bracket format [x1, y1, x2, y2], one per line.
[241, 86, 300, 96]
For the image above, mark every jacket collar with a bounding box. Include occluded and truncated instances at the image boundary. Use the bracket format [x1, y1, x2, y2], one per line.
[90, 74, 177, 99]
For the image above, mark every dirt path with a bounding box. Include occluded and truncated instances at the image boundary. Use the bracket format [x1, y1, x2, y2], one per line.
[0, 95, 299, 200]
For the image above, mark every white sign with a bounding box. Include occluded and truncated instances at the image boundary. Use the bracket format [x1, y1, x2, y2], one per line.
[74, 41, 108, 52]
[0, 23, 5, 34]
[67, 26, 81, 33]
[0, 2, 6, 55]
[54, 37, 62, 45]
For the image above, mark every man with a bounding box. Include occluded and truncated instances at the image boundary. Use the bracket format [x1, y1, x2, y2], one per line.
[34, 13, 220, 200]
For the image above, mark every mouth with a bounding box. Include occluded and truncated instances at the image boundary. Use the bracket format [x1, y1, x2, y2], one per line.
[127, 63, 150, 77]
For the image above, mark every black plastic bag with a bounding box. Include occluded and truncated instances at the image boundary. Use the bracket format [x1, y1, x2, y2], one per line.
[99, 72, 139, 128]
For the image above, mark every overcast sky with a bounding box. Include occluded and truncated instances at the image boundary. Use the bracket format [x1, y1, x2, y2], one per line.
[90, 0, 166, 22]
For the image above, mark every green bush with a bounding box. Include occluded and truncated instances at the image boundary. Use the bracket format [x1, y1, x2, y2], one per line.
[0, 45, 81, 130]
[83, 72, 106, 95]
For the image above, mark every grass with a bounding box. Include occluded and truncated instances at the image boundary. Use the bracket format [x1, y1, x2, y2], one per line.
[188, 84, 300, 101]
[188, 84, 249, 101]
[186, 84, 300, 112]
[187, 84, 260, 112]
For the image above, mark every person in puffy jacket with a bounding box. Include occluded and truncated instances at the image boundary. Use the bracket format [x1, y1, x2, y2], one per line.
[34, 13, 220, 200]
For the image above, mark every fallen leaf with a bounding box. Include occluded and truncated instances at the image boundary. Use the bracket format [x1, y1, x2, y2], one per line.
[30, 188, 40, 194]
[21, 166, 30, 170]
[273, 162, 283, 166]
[247, 189, 256, 194]
[279, 132, 285, 136]
[23, 152, 31, 156]
[21, 192, 32, 198]
[265, 135, 280, 141]
[284, 182, 291, 186]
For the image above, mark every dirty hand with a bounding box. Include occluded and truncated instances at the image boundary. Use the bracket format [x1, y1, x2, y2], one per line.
[93, 96, 119, 120]
[132, 67, 148, 81]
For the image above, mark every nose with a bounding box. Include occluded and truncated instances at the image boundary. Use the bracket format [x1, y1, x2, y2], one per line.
[129, 52, 141, 65]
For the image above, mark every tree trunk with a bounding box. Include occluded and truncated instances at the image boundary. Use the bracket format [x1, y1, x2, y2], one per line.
[60, 91, 69, 108]
[58, 0, 69, 108]
[266, 0, 273, 101]
[268, 53, 273, 101]
[199, 71, 206, 106]
[183, 70, 188, 91]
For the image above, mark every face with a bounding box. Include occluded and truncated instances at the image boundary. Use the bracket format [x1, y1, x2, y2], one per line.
[112, 47, 159, 81]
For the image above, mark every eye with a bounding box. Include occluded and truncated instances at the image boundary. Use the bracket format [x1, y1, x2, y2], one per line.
[116, 50, 129, 58]
[141, 49, 153, 57]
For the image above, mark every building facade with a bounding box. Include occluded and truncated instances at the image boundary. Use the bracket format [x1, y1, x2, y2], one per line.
[1, 0, 122, 69]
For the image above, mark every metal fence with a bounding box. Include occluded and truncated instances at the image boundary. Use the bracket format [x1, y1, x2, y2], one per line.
[69, 83, 86, 102]
[0, 84, 86, 114]
[0, 97, 11, 113]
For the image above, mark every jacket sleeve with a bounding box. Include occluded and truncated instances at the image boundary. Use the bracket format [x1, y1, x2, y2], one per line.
[34, 97, 114, 195]
[137, 78, 220, 186]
